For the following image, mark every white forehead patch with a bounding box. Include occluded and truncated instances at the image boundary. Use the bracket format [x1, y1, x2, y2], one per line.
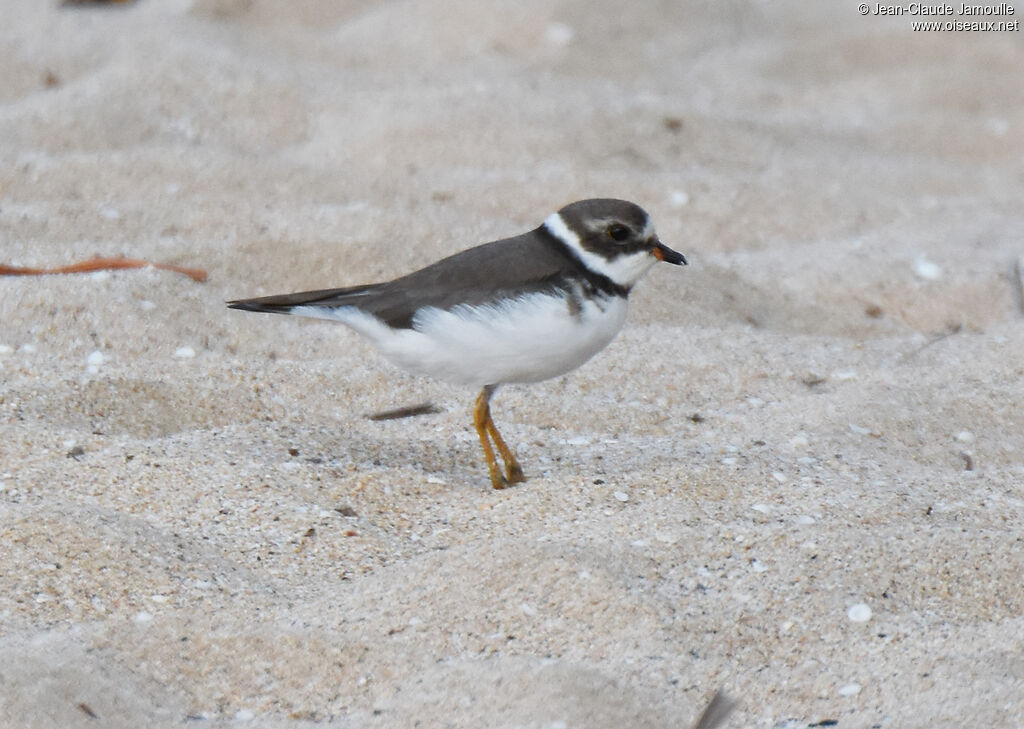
[543, 212, 658, 288]
[641, 217, 657, 241]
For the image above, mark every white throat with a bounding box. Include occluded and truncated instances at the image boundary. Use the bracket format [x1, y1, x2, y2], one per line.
[543, 212, 657, 288]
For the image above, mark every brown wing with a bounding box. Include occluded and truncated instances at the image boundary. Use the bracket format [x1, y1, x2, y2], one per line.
[228, 227, 585, 329]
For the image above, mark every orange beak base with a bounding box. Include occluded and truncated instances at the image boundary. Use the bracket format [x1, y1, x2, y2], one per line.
[652, 241, 687, 265]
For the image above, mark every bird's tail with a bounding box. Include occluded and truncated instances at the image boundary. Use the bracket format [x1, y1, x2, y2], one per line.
[227, 283, 380, 315]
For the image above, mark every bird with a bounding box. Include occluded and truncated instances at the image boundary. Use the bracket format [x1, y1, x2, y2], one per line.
[228, 198, 686, 489]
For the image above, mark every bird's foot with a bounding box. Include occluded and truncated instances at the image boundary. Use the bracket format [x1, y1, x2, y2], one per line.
[504, 462, 526, 485]
[488, 467, 510, 490]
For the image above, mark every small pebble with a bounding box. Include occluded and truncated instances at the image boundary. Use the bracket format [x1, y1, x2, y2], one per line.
[789, 433, 810, 450]
[848, 423, 871, 436]
[19, 344, 37, 354]
[751, 504, 772, 514]
[0, 344, 13, 355]
[838, 683, 862, 697]
[668, 190, 690, 207]
[847, 603, 872, 622]
[544, 22, 574, 46]
[133, 611, 153, 624]
[955, 430, 975, 443]
[984, 117, 1009, 137]
[663, 117, 683, 133]
[87, 350, 104, 366]
[613, 490, 629, 502]
[771, 471, 787, 483]
[173, 346, 196, 359]
[913, 257, 942, 281]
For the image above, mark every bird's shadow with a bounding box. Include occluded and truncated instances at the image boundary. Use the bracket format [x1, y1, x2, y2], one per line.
[279, 412, 493, 487]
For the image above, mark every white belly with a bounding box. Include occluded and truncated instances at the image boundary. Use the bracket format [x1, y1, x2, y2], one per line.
[301, 292, 628, 387]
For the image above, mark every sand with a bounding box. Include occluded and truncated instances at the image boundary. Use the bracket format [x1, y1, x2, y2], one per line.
[1, 1, 1022, 727]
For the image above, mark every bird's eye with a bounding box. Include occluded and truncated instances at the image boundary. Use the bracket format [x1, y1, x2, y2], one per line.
[607, 224, 630, 242]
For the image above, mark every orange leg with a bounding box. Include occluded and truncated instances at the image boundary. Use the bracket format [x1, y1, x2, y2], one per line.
[486, 413, 526, 485]
[474, 387, 507, 489]
[474, 386, 526, 489]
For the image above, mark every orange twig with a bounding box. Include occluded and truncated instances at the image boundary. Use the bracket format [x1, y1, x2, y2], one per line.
[62, 0, 136, 6]
[0, 257, 207, 283]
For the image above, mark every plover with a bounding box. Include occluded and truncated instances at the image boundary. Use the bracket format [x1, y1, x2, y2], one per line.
[228, 198, 686, 489]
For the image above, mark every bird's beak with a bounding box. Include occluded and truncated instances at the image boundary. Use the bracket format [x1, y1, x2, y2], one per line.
[652, 241, 687, 265]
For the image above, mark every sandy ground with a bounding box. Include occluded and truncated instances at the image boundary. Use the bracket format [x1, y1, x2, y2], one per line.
[1, 1, 1023, 727]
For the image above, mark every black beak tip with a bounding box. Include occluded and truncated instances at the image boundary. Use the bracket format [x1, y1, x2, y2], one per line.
[655, 242, 687, 266]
